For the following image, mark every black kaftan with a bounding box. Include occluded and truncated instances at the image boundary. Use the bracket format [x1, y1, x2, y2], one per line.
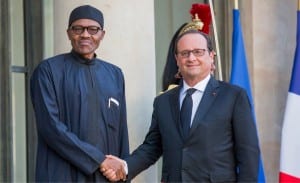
[30, 50, 129, 182]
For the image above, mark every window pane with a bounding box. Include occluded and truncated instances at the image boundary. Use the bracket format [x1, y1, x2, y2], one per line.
[9, 0, 25, 66]
[11, 73, 27, 182]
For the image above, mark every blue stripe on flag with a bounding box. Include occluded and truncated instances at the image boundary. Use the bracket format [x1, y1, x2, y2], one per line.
[289, 11, 300, 95]
[230, 9, 266, 182]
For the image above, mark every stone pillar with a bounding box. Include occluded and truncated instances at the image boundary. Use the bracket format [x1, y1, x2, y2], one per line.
[52, 0, 157, 182]
[243, 0, 297, 182]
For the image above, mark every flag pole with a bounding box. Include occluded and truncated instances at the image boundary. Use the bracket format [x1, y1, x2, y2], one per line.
[234, 0, 238, 10]
[208, 0, 223, 81]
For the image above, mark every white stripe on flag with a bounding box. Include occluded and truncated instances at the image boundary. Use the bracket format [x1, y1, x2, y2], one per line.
[280, 92, 300, 178]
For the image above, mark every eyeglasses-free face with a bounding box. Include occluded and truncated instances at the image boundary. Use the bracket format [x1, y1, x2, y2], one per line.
[176, 49, 207, 58]
[69, 25, 103, 35]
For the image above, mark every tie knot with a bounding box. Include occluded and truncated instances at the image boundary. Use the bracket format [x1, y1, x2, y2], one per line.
[186, 88, 197, 96]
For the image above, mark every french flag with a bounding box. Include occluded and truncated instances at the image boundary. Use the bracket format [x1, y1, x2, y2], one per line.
[230, 9, 265, 182]
[279, 10, 300, 183]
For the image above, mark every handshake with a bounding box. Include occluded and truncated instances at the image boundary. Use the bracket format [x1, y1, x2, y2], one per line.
[100, 155, 127, 182]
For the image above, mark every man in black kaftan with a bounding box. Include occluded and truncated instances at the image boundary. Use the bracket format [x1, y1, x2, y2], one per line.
[30, 5, 129, 182]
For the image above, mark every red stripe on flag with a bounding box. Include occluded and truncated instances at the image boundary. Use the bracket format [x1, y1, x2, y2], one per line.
[279, 172, 300, 182]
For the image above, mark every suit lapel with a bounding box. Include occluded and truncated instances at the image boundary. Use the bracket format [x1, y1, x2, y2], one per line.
[189, 77, 219, 135]
[168, 85, 186, 140]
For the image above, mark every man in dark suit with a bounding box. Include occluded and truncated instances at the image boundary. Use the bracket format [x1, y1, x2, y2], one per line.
[103, 29, 260, 182]
[30, 5, 128, 182]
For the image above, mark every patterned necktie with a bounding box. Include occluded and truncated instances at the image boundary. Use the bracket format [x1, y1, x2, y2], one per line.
[180, 88, 197, 139]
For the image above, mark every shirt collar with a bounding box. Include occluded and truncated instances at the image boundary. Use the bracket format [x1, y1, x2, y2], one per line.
[71, 49, 97, 65]
[182, 74, 211, 94]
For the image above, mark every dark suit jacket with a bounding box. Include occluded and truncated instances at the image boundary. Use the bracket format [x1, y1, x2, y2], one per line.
[126, 76, 259, 182]
[30, 51, 129, 182]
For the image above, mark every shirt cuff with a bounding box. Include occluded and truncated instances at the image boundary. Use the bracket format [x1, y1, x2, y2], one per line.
[123, 160, 128, 175]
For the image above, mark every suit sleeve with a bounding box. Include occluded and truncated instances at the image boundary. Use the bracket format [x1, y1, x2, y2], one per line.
[232, 89, 260, 182]
[125, 98, 163, 180]
[30, 63, 105, 175]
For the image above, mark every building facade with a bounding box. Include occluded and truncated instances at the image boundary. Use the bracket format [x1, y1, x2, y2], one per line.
[0, 0, 297, 182]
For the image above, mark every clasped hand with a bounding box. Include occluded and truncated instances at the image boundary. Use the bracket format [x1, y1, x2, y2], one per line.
[100, 155, 126, 182]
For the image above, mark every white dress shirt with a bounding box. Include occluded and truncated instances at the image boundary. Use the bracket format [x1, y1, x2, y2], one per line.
[180, 74, 211, 127]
